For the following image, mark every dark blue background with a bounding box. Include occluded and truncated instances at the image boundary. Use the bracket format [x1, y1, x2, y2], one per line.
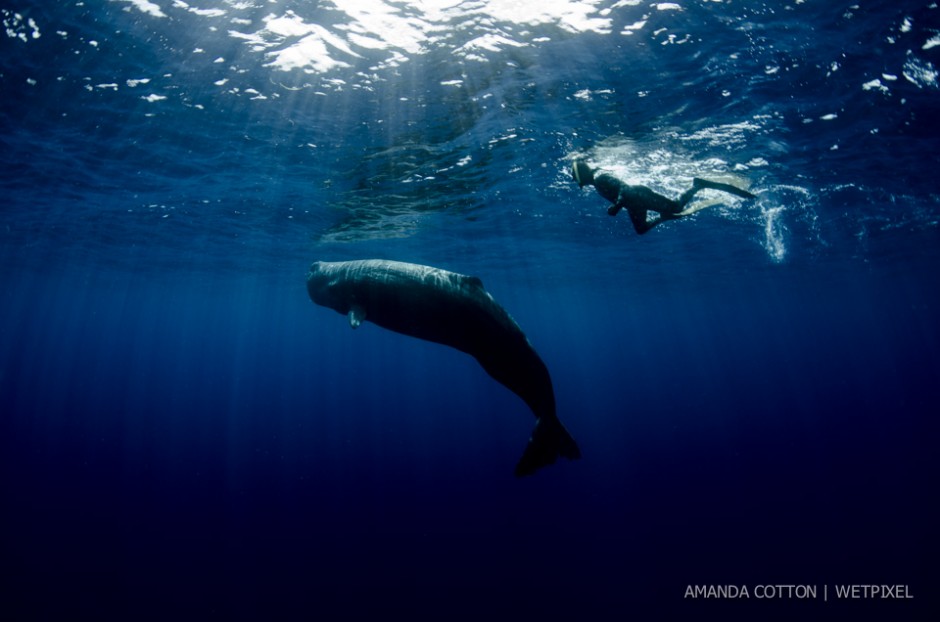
[2, 1, 938, 619]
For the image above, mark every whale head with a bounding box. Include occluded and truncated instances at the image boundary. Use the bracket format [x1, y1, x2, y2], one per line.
[307, 261, 349, 313]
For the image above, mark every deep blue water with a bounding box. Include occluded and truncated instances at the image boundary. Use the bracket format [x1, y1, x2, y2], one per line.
[2, 1, 939, 619]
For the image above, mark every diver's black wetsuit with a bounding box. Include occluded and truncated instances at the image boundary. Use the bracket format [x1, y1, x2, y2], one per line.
[592, 172, 684, 234]
[573, 160, 756, 235]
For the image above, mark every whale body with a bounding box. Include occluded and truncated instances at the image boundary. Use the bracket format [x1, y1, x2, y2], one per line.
[307, 259, 581, 477]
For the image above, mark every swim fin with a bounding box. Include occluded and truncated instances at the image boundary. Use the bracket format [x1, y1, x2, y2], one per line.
[676, 202, 714, 217]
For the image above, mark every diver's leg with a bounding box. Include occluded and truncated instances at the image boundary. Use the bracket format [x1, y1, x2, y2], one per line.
[691, 178, 756, 199]
[628, 207, 656, 235]
[677, 185, 703, 209]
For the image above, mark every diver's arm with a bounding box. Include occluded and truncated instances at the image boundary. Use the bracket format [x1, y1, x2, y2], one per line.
[607, 184, 631, 216]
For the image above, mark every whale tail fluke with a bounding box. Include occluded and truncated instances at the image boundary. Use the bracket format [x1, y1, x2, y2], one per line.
[514, 417, 582, 477]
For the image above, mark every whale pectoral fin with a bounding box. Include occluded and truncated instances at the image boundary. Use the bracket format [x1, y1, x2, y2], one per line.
[348, 305, 366, 329]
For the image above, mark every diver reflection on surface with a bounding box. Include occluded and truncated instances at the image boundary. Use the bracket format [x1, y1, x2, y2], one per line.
[571, 159, 757, 235]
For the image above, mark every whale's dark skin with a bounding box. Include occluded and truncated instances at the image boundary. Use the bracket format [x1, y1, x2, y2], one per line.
[307, 259, 581, 477]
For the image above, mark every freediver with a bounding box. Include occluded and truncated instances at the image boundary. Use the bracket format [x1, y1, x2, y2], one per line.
[571, 159, 756, 235]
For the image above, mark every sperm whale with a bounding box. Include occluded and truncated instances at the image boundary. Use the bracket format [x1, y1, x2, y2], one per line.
[306, 259, 581, 477]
